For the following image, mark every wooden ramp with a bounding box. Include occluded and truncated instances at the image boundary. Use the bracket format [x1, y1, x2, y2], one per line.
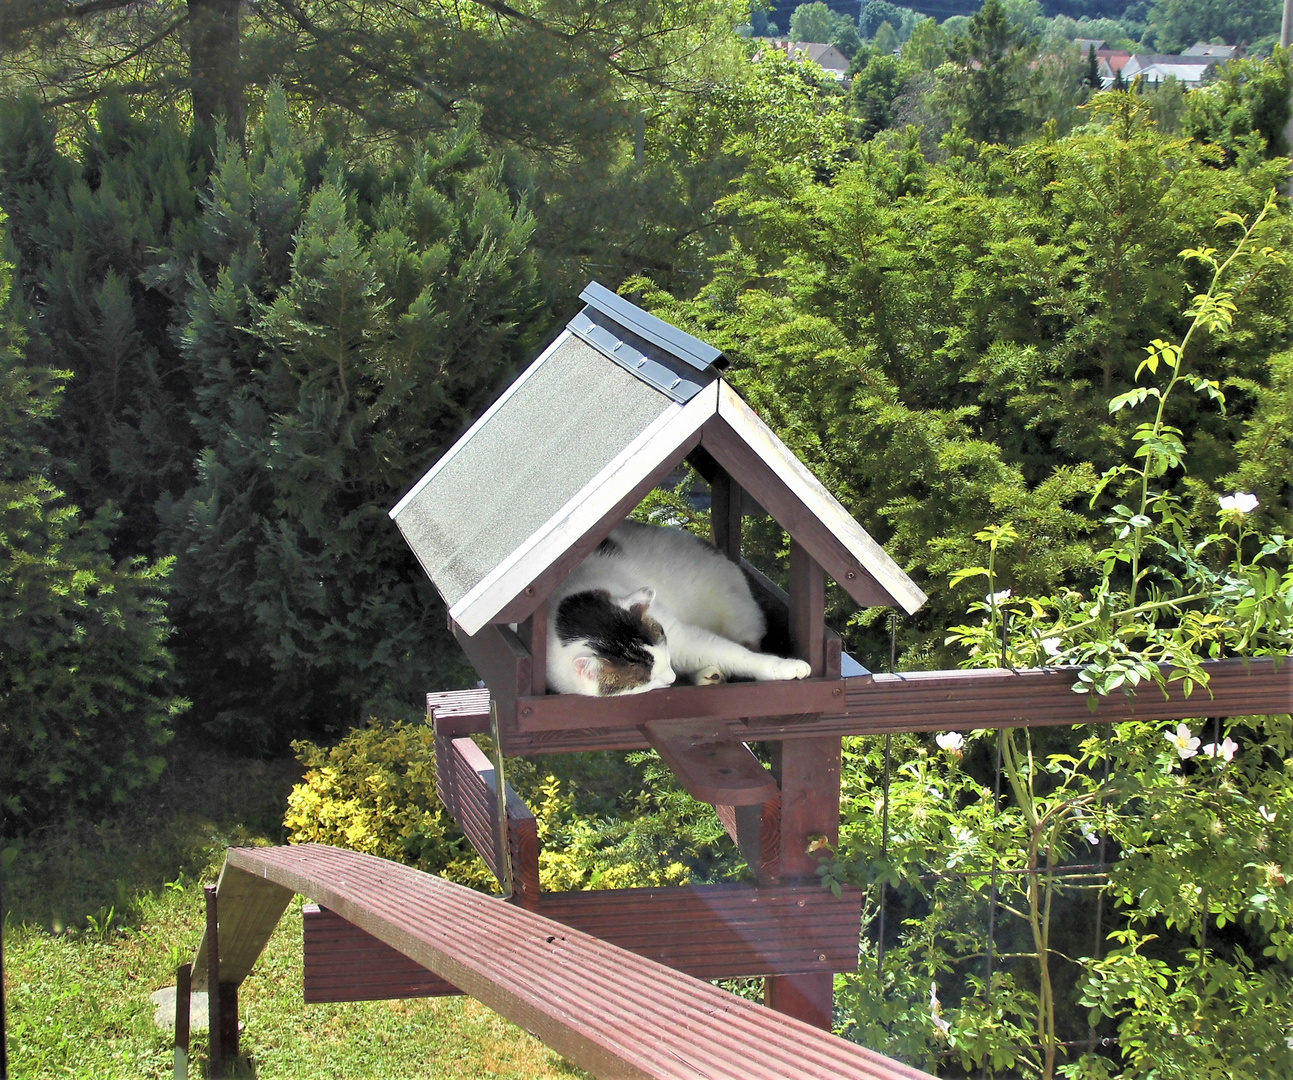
[191, 843, 932, 1080]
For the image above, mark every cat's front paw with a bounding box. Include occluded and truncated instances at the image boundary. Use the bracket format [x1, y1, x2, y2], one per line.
[765, 658, 811, 681]
[694, 665, 725, 685]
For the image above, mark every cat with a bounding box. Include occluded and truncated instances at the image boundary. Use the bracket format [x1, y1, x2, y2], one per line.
[546, 520, 812, 696]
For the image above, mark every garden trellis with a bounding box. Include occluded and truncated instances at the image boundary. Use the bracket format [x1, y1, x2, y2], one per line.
[177, 286, 1290, 1079]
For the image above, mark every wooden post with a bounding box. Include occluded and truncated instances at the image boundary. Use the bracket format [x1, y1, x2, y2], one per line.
[204, 885, 222, 1079]
[765, 539, 839, 1030]
[520, 603, 547, 698]
[174, 963, 191, 1080]
[710, 470, 743, 563]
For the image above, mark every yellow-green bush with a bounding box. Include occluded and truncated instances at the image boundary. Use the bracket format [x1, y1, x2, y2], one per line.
[283, 719, 493, 890]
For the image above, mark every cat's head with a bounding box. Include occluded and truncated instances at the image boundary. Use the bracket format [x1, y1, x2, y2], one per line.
[554, 587, 675, 696]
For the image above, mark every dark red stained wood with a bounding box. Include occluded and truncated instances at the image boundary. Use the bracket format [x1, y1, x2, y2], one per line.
[538, 882, 862, 979]
[303, 883, 861, 996]
[640, 720, 778, 806]
[451, 622, 530, 725]
[491, 431, 704, 626]
[702, 418, 895, 610]
[765, 973, 836, 1032]
[765, 735, 842, 1030]
[428, 688, 491, 735]
[219, 845, 935, 1080]
[434, 733, 539, 903]
[789, 540, 826, 678]
[716, 795, 782, 877]
[426, 656, 1290, 756]
[710, 468, 744, 563]
[515, 676, 845, 732]
[520, 603, 548, 698]
[788, 656, 1293, 738]
[303, 904, 459, 1002]
[774, 737, 842, 882]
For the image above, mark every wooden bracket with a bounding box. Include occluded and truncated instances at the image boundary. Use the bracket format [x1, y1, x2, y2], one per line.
[641, 719, 778, 806]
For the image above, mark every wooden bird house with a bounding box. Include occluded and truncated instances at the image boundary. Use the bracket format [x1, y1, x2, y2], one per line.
[391, 283, 927, 801]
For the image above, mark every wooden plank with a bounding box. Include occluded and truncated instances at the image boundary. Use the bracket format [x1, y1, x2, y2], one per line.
[429, 688, 491, 735]
[434, 733, 539, 904]
[451, 621, 531, 726]
[640, 720, 778, 806]
[710, 383, 927, 614]
[787, 656, 1293, 738]
[303, 904, 459, 1002]
[302, 882, 861, 1000]
[539, 882, 861, 979]
[789, 541, 826, 678]
[516, 676, 845, 732]
[191, 861, 294, 992]
[443, 656, 1291, 756]
[222, 845, 935, 1080]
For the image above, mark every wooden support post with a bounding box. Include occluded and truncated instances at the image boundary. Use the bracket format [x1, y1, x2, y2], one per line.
[204, 885, 222, 1079]
[520, 603, 547, 698]
[766, 539, 839, 1029]
[174, 963, 191, 1080]
[710, 469, 743, 563]
[789, 539, 825, 678]
[218, 983, 239, 1062]
[764, 737, 842, 1029]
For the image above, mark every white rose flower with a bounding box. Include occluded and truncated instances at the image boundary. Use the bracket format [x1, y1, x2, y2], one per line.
[1165, 723, 1200, 760]
[1218, 492, 1259, 514]
[935, 732, 965, 753]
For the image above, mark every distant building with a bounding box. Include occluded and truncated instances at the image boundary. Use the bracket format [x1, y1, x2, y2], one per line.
[1074, 38, 1107, 55]
[1120, 53, 1221, 88]
[755, 39, 851, 80]
[1182, 42, 1241, 60]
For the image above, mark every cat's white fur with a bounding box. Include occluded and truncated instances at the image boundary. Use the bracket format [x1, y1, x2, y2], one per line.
[547, 521, 812, 695]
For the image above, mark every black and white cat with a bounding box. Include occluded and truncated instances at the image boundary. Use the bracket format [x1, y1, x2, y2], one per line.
[547, 521, 812, 696]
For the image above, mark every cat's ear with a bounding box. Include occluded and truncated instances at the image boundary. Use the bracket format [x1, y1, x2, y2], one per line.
[572, 655, 602, 682]
[620, 587, 655, 615]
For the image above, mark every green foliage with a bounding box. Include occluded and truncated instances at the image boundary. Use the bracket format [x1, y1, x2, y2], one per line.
[284, 719, 494, 886]
[1184, 50, 1293, 161]
[630, 93, 1293, 667]
[285, 720, 738, 893]
[936, 0, 1041, 144]
[0, 93, 547, 749]
[850, 54, 918, 138]
[1147, 0, 1281, 54]
[0, 224, 185, 833]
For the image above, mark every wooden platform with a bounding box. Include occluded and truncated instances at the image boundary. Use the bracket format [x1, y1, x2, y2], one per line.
[440, 656, 1292, 755]
[197, 844, 933, 1080]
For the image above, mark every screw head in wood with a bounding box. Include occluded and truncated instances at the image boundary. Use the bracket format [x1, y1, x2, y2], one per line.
[818, 953, 827, 962]
[522, 707, 533, 717]
[846, 571, 856, 580]
[832, 686, 843, 697]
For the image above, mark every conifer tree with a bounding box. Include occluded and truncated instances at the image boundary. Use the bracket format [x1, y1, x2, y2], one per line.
[0, 221, 184, 831]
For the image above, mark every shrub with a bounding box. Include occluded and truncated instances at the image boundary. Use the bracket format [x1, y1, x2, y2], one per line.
[0, 228, 185, 833]
[283, 719, 493, 890]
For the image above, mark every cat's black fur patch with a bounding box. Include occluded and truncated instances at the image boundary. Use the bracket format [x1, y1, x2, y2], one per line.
[555, 590, 658, 660]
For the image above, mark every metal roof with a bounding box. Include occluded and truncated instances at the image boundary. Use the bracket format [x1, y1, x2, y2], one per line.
[390, 284, 927, 635]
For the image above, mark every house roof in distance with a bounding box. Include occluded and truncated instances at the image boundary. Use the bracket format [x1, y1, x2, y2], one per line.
[390, 284, 927, 635]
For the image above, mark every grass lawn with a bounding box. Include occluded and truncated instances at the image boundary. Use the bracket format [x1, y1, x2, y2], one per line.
[2, 738, 587, 1079]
